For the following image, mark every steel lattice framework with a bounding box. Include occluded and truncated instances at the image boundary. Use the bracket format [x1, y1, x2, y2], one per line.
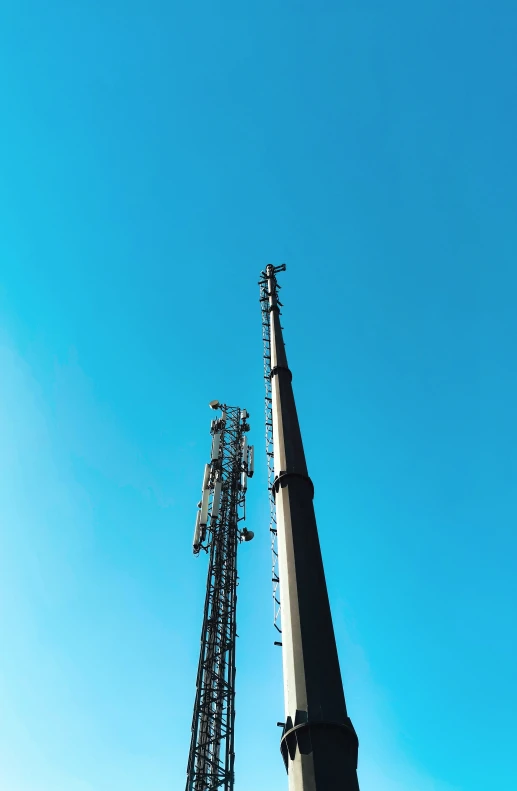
[186, 403, 254, 791]
[259, 264, 286, 635]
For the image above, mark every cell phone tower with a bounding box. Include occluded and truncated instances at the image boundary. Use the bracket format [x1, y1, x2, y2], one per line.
[186, 401, 255, 791]
[259, 265, 360, 791]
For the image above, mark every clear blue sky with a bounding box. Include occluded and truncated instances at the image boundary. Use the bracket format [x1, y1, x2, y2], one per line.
[1, 2, 516, 790]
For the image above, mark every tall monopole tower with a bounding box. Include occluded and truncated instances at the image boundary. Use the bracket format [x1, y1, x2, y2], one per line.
[259, 265, 360, 791]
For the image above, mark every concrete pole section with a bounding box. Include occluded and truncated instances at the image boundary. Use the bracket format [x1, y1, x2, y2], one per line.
[266, 265, 359, 791]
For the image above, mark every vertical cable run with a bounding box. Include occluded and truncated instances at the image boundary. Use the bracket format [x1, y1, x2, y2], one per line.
[259, 272, 282, 635]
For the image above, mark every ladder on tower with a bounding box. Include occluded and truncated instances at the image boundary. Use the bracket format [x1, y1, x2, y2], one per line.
[259, 264, 286, 637]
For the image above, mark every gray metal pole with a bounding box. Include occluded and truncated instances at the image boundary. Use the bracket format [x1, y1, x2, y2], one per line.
[265, 264, 360, 791]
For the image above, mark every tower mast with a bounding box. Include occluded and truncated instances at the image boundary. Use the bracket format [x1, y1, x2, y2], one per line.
[259, 266, 360, 790]
[186, 402, 254, 791]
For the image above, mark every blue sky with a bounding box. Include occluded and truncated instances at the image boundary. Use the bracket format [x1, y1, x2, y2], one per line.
[1, 2, 516, 790]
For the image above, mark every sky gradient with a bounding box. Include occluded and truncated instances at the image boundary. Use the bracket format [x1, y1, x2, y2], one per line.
[1, 2, 516, 790]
